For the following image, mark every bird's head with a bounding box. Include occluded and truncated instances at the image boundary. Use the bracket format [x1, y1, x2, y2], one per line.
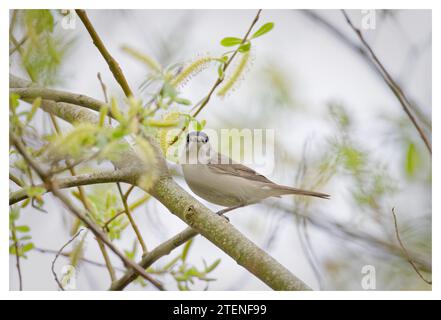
[183, 131, 212, 164]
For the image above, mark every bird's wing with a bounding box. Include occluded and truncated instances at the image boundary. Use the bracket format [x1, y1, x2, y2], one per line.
[207, 153, 274, 184]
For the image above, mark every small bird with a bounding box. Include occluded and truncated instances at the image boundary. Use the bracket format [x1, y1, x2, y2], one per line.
[181, 131, 329, 213]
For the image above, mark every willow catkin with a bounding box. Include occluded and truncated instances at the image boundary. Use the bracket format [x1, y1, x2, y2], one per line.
[170, 56, 215, 88]
[217, 52, 251, 97]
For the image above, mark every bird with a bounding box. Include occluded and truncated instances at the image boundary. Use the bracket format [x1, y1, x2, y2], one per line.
[181, 131, 329, 214]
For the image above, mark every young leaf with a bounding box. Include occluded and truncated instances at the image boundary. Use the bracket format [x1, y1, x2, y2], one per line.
[220, 37, 243, 47]
[205, 259, 221, 273]
[26, 97, 42, 123]
[181, 239, 193, 262]
[251, 22, 274, 39]
[22, 243, 34, 253]
[238, 42, 251, 53]
[24, 186, 46, 197]
[405, 142, 420, 177]
[15, 225, 30, 233]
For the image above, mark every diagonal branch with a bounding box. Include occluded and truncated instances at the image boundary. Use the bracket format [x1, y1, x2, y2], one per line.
[10, 87, 105, 113]
[110, 227, 197, 290]
[9, 169, 133, 205]
[76, 9, 134, 97]
[341, 10, 431, 154]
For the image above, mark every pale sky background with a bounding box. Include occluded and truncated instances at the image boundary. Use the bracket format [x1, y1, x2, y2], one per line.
[9, 9, 431, 290]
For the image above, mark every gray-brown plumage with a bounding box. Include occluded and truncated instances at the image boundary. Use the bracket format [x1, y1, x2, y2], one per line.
[181, 131, 330, 207]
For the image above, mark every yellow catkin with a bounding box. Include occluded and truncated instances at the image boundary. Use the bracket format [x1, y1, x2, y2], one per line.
[158, 112, 181, 154]
[217, 52, 250, 97]
[121, 45, 162, 73]
[170, 56, 214, 88]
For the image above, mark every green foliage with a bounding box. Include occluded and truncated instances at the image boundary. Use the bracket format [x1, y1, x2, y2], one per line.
[220, 37, 243, 47]
[405, 141, 421, 178]
[251, 22, 274, 39]
[327, 104, 397, 209]
[19, 10, 74, 85]
[69, 231, 87, 267]
[23, 10, 54, 35]
[82, 187, 129, 241]
[9, 206, 34, 259]
[146, 239, 222, 290]
[220, 22, 274, 48]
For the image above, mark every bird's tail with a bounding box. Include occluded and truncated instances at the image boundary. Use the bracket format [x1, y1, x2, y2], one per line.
[269, 185, 330, 199]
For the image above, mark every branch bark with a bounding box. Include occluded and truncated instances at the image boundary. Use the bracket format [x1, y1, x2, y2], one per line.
[9, 169, 133, 205]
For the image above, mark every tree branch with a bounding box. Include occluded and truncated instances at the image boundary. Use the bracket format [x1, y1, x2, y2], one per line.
[341, 10, 431, 154]
[110, 227, 197, 290]
[9, 169, 133, 205]
[10, 87, 105, 113]
[76, 9, 134, 97]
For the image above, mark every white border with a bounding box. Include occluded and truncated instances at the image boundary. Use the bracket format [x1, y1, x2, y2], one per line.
[2, 0, 437, 300]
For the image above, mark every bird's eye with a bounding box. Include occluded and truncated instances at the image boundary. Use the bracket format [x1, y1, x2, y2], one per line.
[203, 136, 209, 143]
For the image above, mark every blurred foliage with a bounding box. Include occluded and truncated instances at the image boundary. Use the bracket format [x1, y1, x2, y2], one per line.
[9, 206, 34, 258]
[17, 10, 75, 85]
[145, 239, 221, 290]
[327, 103, 397, 210]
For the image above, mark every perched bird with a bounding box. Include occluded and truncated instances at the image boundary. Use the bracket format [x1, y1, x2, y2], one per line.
[181, 131, 329, 213]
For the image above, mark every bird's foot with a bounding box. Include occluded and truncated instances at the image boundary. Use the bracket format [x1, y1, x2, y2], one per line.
[216, 210, 230, 222]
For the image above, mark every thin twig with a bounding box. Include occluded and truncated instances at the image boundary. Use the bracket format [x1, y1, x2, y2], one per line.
[117, 183, 148, 254]
[96, 237, 117, 282]
[51, 229, 84, 290]
[76, 9, 134, 97]
[391, 208, 432, 285]
[341, 10, 431, 154]
[11, 224, 23, 290]
[103, 194, 150, 230]
[35, 246, 125, 272]
[169, 9, 263, 146]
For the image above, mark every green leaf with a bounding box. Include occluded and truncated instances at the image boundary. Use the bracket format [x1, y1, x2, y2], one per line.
[26, 97, 42, 123]
[205, 259, 221, 273]
[174, 97, 192, 106]
[220, 37, 243, 47]
[22, 243, 34, 253]
[181, 239, 193, 262]
[405, 142, 420, 177]
[99, 105, 109, 127]
[238, 42, 251, 53]
[251, 22, 274, 39]
[24, 186, 46, 197]
[15, 225, 30, 233]
[9, 93, 20, 112]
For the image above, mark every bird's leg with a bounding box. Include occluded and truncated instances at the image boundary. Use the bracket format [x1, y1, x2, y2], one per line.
[216, 204, 245, 222]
